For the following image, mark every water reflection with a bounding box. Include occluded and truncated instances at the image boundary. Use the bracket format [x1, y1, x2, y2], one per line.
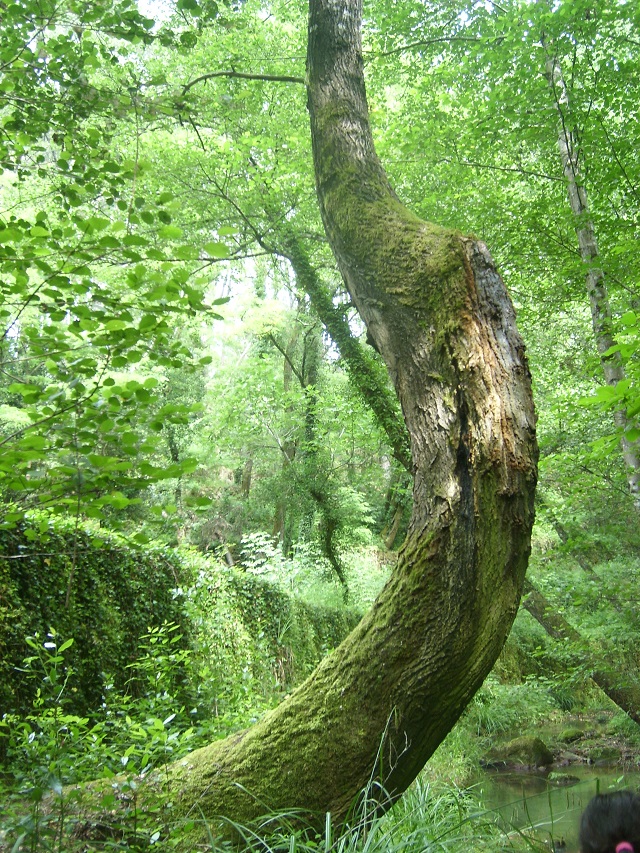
[471, 767, 640, 852]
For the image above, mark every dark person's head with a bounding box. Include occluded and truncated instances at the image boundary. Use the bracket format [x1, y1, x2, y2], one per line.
[580, 791, 640, 853]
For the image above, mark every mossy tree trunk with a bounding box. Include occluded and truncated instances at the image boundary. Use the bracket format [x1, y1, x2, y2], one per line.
[164, 0, 537, 835]
[282, 233, 412, 472]
[271, 326, 301, 549]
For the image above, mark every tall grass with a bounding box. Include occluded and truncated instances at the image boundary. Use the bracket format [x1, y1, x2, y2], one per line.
[180, 776, 547, 853]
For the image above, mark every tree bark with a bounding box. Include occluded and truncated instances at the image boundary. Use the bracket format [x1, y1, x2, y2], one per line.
[159, 0, 537, 840]
[545, 52, 640, 506]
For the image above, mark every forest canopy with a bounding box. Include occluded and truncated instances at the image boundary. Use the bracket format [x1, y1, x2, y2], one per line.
[0, 0, 638, 531]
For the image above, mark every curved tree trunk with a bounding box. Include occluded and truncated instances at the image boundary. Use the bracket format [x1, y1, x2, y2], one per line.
[163, 0, 537, 838]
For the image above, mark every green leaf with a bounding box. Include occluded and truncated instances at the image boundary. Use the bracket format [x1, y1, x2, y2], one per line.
[88, 216, 111, 232]
[189, 496, 213, 507]
[123, 234, 149, 247]
[180, 31, 198, 48]
[98, 235, 122, 249]
[174, 244, 200, 260]
[203, 241, 229, 258]
[158, 225, 183, 239]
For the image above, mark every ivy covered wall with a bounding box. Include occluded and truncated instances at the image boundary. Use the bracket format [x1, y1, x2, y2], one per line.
[0, 518, 191, 718]
[0, 516, 361, 720]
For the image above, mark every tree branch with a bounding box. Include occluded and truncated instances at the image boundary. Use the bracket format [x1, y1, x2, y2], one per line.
[377, 35, 494, 58]
[182, 70, 305, 95]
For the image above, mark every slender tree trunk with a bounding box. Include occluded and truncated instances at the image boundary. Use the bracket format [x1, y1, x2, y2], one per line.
[272, 327, 300, 547]
[301, 323, 350, 598]
[159, 2, 536, 840]
[545, 52, 640, 506]
[383, 504, 403, 550]
[165, 426, 183, 506]
[536, 490, 599, 577]
[278, 239, 417, 555]
[283, 234, 412, 472]
[522, 580, 640, 724]
[240, 457, 252, 498]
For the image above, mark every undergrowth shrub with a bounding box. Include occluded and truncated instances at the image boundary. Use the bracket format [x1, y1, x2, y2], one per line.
[463, 676, 558, 737]
[0, 628, 200, 851]
[239, 532, 389, 609]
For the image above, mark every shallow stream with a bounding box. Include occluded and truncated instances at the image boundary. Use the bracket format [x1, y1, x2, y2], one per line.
[472, 766, 640, 851]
